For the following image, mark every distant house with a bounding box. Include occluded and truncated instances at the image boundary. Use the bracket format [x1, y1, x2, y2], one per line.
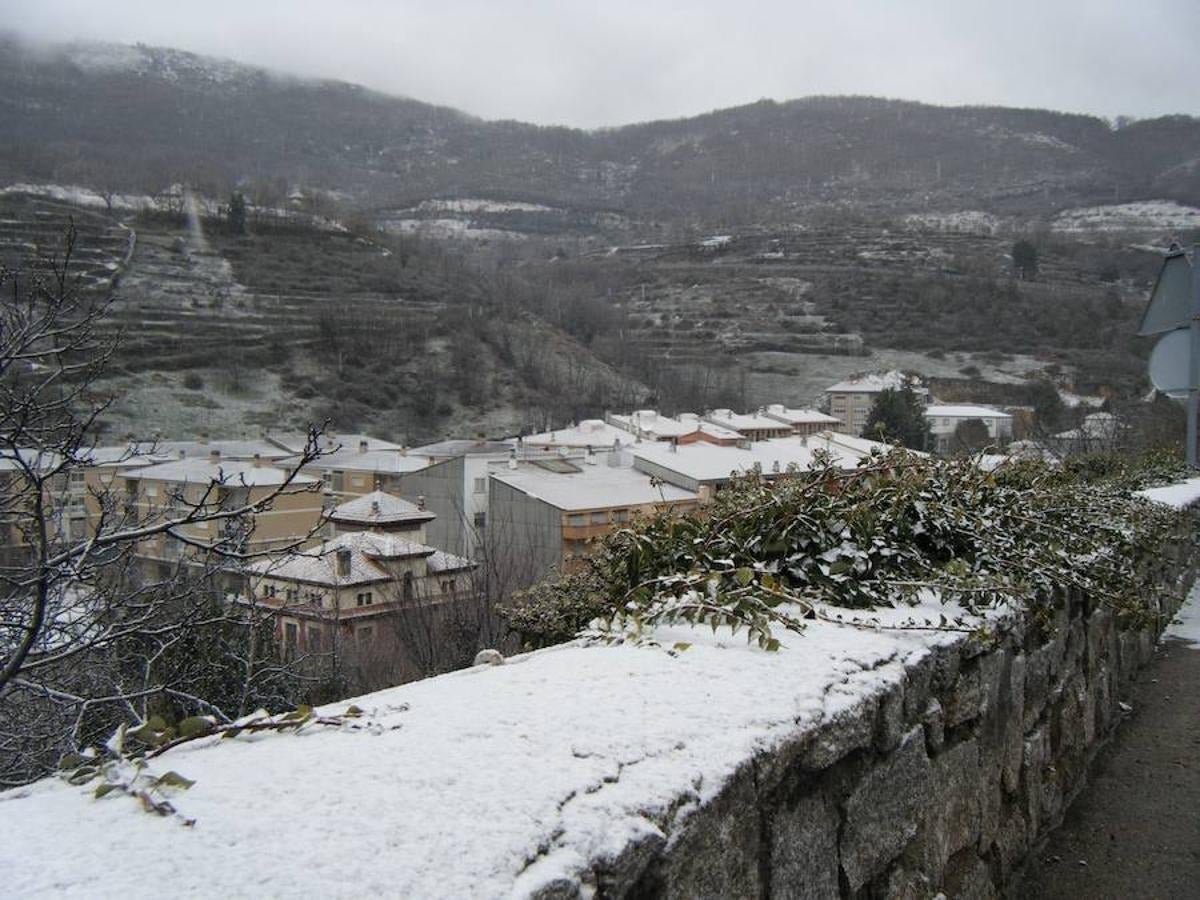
[924, 404, 1013, 453]
[487, 454, 700, 587]
[760, 404, 843, 437]
[703, 408, 796, 442]
[115, 454, 324, 580]
[605, 410, 742, 446]
[245, 490, 474, 658]
[824, 371, 928, 436]
[630, 432, 890, 496]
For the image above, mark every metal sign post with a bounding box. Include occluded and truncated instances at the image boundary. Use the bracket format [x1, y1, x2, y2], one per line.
[1191, 248, 1200, 468]
[1139, 243, 1200, 468]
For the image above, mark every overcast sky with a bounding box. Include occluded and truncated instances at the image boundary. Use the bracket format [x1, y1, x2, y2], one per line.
[6, 0, 1197, 129]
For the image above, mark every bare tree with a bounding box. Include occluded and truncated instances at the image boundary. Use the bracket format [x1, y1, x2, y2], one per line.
[0, 225, 330, 784]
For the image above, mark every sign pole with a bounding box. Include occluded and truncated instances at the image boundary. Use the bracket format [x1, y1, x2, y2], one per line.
[1191, 244, 1200, 468]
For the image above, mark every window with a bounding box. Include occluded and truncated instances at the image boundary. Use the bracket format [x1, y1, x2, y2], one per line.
[613, 509, 629, 523]
[351, 475, 365, 488]
[402, 572, 414, 603]
[356, 591, 373, 607]
[284, 623, 298, 658]
[285, 588, 298, 603]
[473, 512, 486, 530]
[567, 513, 586, 526]
[307, 627, 322, 653]
[144, 484, 158, 498]
[473, 477, 487, 494]
[590, 511, 608, 525]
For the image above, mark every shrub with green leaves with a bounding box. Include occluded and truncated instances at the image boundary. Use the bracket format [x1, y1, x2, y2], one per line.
[501, 452, 1193, 650]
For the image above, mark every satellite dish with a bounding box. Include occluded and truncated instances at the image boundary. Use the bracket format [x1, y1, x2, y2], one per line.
[1148, 328, 1193, 398]
[1139, 246, 1194, 336]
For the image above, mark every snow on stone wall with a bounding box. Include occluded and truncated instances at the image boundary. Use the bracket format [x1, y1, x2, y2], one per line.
[2, 517, 1196, 898]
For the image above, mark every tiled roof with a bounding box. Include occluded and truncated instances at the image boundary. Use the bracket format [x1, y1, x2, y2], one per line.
[331, 490, 436, 525]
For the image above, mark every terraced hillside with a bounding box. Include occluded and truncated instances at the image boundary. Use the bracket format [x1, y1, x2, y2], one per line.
[0, 195, 645, 441]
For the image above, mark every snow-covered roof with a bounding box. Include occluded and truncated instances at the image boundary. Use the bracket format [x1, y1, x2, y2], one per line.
[490, 461, 698, 511]
[825, 370, 925, 395]
[704, 409, 796, 433]
[411, 439, 515, 458]
[0, 448, 64, 473]
[267, 432, 405, 455]
[330, 490, 435, 526]
[762, 404, 842, 426]
[150, 439, 293, 461]
[124, 459, 319, 487]
[631, 433, 889, 484]
[428, 550, 476, 574]
[521, 419, 636, 449]
[0, 595, 997, 898]
[607, 410, 742, 442]
[306, 447, 431, 475]
[924, 404, 1012, 420]
[248, 531, 438, 587]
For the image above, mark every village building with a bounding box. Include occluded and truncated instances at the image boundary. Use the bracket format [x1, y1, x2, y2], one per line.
[244, 489, 474, 657]
[760, 404, 843, 437]
[924, 404, 1014, 453]
[824, 371, 929, 435]
[630, 432, 886, 496]
[606, 409, 742, 445]
[301, 443, 431, 502]
[486, 454, 700, 586]
[115, 455, 324, 579]
[703, 408, 796, 442]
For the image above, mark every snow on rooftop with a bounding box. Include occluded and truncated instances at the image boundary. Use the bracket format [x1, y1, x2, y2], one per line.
[825, 370, 924, 394]
[924, 404, 1012, 419]
[490, 461, 698, 511]
[330, 490, 435, 526]
[632, 433, 886, 484]
[307, 447, 431, 475]
[122, 458, 318, 487]
[0, 596, 998, 898]
[267, 432, 405, 455]
[705, 409, 795, 432]
[248, 531, 437, 587]
[763, 404, 841, 426]
[521, 420, 635, 449]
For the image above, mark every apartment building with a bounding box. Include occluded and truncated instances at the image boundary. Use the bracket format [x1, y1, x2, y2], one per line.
[606, 410, 742, 445]
[116, 455, 324, 578]
[824, 371, 928, 435]
[244, 489, 474, 656]
[630, 432, 885, 495]
[924, 404, 1013, 453]
[487, 454, 700, 585]
[703, 408, 796, 442]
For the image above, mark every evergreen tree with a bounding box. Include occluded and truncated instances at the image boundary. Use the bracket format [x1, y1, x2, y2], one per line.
[228, 191, 247, 235]
[865, 386, 931, 450]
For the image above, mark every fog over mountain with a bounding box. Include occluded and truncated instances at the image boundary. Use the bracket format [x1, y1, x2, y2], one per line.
[6, 1, 1198, 128]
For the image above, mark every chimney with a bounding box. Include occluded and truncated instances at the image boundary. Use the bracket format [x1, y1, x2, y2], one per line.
[336, 548, 352, 577]
[417, 495, 427, 511]
[370, 500, 380, 515]
[359, 440, 369, 454]
[198, 432, 209, 446]
[209, 449, 220, 464]
[252, 453, 262, 467]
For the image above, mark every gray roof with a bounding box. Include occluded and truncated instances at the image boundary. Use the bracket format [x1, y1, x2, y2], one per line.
[330, 490, 436, 526]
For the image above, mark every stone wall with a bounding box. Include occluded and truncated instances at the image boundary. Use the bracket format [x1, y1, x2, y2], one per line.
[555, 540, 1197, 899]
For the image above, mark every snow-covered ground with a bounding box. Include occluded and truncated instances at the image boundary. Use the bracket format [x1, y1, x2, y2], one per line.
[1052, 201, 1200, 234]
[1165, 579, 1200, 647]
[0, 596, 986, 899]
[378, 217, 527, 241]
[902, 211, 1001, 235]
[409, 198, 559, 215]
